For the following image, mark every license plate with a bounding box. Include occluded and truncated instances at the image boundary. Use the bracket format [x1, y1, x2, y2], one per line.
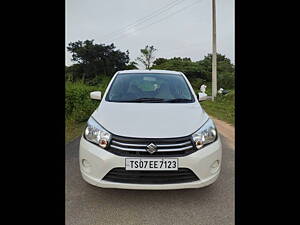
[125, 158, 178, 171]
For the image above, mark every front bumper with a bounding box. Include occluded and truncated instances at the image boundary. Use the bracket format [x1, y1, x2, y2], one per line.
[79, 136, 222, 190]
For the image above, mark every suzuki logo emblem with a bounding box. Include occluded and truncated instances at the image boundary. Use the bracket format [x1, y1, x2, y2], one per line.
[146, 143, 158, 154]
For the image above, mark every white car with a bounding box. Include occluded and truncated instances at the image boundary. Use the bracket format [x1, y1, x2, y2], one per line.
[79, 70, 222, 190]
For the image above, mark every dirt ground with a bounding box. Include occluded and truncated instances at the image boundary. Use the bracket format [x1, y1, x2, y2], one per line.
[212, 117, 235, 150]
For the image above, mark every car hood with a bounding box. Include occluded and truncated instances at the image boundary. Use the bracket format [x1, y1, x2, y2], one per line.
[92, 101, 209, 138]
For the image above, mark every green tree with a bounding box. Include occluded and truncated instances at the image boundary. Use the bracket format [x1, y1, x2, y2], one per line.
[65, 64, 85, 82]
[67, 40, 130, 82]
[198, 53, 234, 81]
[152, 58, 168, 67]
[136, 45, 157, 69]
[152, 57, 202, 79]
[125, 61, 139, 70]
[151, 54, 234, 89]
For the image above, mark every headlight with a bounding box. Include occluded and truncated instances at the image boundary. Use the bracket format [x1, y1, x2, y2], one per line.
[84, 117, 111, 148]
[192, 118, 217, 150]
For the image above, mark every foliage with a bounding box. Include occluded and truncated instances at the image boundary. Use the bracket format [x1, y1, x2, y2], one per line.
[136, 45, 157, 69]
[201, 90, 235, 125]
[198, 53, 234, 82]
[124, 61, 139, 70]
[151, 53, 234, 90]
[190, 78, 206, 92]
[65, 79, 110, 122]
[218, 72, 235, 89]
[85, 74, 112, 87]
[65, 64, 84, 82]
[153, 58, 168, 66]
[152, 57, 202, 78]
[65, 120, 87, 143]
[66, 40, 130, 82]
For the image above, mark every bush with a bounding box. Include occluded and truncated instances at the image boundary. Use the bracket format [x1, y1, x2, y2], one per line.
[216, 89, 235, 102]
[201, 90, 235, 125]
[65, 81, 100, 122]
[65, 75, 112, 122]
[218, 72, 234, 89]
[89, 75, 111, 90]
[65, 74, 112, 122]
[190, 78, 205, 90]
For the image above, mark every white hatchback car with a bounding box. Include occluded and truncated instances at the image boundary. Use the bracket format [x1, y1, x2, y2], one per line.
[79, 70, 222, 190]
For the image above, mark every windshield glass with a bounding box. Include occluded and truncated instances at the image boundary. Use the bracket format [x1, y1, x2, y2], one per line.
[105, 73, 195, 103]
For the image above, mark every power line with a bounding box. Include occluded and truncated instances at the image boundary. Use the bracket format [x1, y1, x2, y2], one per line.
[108, 0, 202, 43]
[101, 0, 189, 41]
[100, 0, 186, 40]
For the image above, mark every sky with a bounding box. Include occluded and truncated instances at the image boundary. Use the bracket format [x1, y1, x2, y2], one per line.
[66, 0, 234, 68]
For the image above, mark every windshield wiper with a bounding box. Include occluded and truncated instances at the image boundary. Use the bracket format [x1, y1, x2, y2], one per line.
[116, 98, 192, 103]
[125, 97, 165, 102]
[164, 98, 193, 103]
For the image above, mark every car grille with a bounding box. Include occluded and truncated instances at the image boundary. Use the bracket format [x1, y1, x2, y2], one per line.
[102, 168, 199, 184]
[107, 134, 197, 157]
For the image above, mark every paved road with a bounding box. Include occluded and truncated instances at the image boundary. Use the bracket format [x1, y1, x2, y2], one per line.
[66, 135, 234, 225]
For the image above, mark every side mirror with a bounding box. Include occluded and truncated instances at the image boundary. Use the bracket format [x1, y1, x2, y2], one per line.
[198, 92, 208, 102]
[90, 91, 102, 100]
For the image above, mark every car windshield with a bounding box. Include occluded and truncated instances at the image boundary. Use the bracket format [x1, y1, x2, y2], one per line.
[105, 73, 195, 103]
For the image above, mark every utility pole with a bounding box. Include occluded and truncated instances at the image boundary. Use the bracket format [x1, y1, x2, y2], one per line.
[212, 0, 217, 101]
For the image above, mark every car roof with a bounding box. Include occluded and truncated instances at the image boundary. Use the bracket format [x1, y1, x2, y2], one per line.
[117, 69, 182, 75]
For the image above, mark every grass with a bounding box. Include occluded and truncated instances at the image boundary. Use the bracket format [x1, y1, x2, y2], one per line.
[65, 119, 86, 144]
[200, 90, 235, 125]
[190, 79, 234, 125]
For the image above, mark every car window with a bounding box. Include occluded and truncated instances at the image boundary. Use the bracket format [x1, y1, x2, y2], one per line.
[106, 73, 194, 103]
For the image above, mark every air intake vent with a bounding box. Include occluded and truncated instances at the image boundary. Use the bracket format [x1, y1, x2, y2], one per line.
[102, 168, 199, 184]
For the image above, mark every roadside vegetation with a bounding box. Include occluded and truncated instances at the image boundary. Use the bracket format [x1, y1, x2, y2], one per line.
[65, 40, 235, 143]
[201, 90, 235, 125]
[65, 120, 86, 143]
[189, 82, 234, 125]
[65, 80, 110, 143]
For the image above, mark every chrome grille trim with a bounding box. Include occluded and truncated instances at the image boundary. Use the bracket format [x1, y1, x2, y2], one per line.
[157, 141, 192, 147]
[152, 145, 193, 152]
[111, 140, 192, 148]
[110, 145, 145, 152]
[110, 144, 193, 152]
[111, 140, 147, 147]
